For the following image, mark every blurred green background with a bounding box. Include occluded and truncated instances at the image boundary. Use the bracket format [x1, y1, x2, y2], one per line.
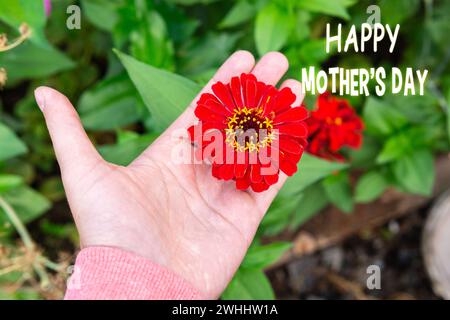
[0, 0, 449, 299]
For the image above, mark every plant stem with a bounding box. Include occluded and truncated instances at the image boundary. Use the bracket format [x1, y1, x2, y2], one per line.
[0, 195, 51, 288]
[0, 26, 31, 53]
[0, 196, 34, 250]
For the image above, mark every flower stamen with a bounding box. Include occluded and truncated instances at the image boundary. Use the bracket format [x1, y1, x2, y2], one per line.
[226, 107, 274, 152]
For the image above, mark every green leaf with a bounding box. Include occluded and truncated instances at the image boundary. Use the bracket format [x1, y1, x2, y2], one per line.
[376, 135, 410, 164]
[261, 194, 300, 236]
[115, 50, 200, 131]
[0, 41, 74, 83]
[81, 0, 122, 31]
[79, 74, 145, 130]
[99, 133, 157, 166]
[0, 175, 23, 193]
[0, 0, 48, 46]
[323, 172, 353, 213]
[386, 93, 440, 125]
[167, 0, 219, 5]
[296, 0, 353, 20]
[363, 97, 408, 137]
[255, 3, 292, 56]
[219, 0, 255, 29]
[179, 32, 240, 78]
[281, 153, 348, 196]
[40, 220, 78, 243]
[241, 242, 292, 270]
[392, 149, 435, 196]
[298, 39, 332, 66]
[354, 171, 388, 203]
[128, 9, 174, 69]
[39, 177, 65, 202]
[447, 88, 450, 144]
[0, 186, 50, 225]
[0, 123, 27, 162]
[291, 183, 329, 228]
[348, 135, 380, 168]
[0, 288, 41, 300]
[376, 127, 430, 164]
[379, 0, 420, 25]
[222, 269, 274, 300]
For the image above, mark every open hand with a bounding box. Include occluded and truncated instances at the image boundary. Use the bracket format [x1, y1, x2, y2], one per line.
[34, 51, 304, 298]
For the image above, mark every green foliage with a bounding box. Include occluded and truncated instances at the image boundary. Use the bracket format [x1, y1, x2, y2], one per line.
[0, 0, 47, 46]
[255, 3, 292, 56]
[447, 89, 450, 144]
[378, 0, 420, 25]
[0, 186, 50, 225]
[79, 74, 146, 131]
[81, 0, 122, 32]
[0, 174, 23, 193]
[219, 0, 255, 29]
[241, 242, 292, 270]
[282, 154, 349, 195]
[0, 41, 74, 83]
[363, 97, 408, 137]
[295, 0, 356, 20]
[391, 149, 435, 196]
[222, 242, 291, 299]
[354, 171, 388, 203]
[0, 123, 28, 161]
[291, 182, 329, 228]
[0, 0, 448, 300]
[99, 132, 157, 166]
[222, 268, 274, 300]
[116, 50, 200, 131]
[323, 171, 353, 213]
[260, 154, 347, 236]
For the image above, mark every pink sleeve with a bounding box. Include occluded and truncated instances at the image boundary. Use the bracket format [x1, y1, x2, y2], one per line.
[64, 246, 206, 300]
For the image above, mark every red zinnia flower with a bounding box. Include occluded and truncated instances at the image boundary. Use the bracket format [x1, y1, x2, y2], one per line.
[188, 73, 308, 192]
[306, 92, 364, 161]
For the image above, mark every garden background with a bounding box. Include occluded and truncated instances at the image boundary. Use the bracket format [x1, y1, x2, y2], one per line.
[0, 0, 449, 299]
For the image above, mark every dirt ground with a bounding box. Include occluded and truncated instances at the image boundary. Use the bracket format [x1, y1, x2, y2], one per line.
[269, 208, 439, 300]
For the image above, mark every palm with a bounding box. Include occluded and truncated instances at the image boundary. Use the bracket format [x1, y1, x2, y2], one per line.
[37, 51, 304, 298]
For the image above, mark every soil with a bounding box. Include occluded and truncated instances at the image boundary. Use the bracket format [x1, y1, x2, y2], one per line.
[269, 208, 439, 300]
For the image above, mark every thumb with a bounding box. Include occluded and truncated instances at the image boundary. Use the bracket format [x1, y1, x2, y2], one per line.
[34, 86, 103, 180]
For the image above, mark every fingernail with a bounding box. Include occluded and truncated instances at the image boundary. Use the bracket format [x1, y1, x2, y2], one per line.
[34, 87, 47, 112]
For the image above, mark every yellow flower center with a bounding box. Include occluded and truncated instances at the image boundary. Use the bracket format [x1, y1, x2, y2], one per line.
[225, 107, 274, 152]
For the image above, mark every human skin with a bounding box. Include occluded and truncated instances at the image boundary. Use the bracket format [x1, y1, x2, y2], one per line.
[34, 51, 305, 299]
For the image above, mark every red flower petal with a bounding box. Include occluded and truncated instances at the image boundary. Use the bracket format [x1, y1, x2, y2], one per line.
[195, 105, 226, 122]
[212, 82, 236, 113]
[274, 107, 309, 124]
[202, 98, 230, 116]
[264, 173, 279, 186]
[219, 164, 235, 181]
[212, 163, 222, 179]
[261, 86, 278, 115]
[279, 157, 297, 176]
[306, 92, 364, 161]
[251, 181, 270, 192]
[250, 163, 263, 183]
[278, 123, 308, 137]
[230, 76, 244, 108]
[197, 93, 220, 105]
[235, 163, 248, 179]
[190, 73, 311, 192]
[272, 87, 296, 113]
[236, 176, 251, 190]
[279, 137, 303, 155]
[255, 81, 266, 107]
[245, 78, 257, 108]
